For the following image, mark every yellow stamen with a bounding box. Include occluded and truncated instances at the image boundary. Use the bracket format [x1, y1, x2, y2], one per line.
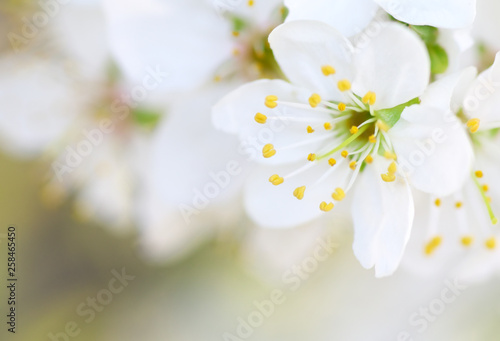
[269, 174, 284, 186]
[435, 199, 441, 207]
[254, 113, 267, 124]
[265, 95, 278, 109]
[321, 65, 336, 76]
[349, 161, 357, 170]
[309, 93, 322, 108]
[337, 80, 351, 92]
[324, 122, 332, 130]
[369, 135, 377, 144]
[320, 201, 334, 212]
[486, 237, 496, 250]
[332, 188, 345, 201]
[232, 48, 240, 56]
[384, 151, 397, 160]
[350, 126, 359, 134]
[328, 158, 337, 166]
[307, 126, 315, 134]
[263, 144, 276, 158]
[461, 236, 474, 247]
[455, 202, 463, 209]
[475, 170, 484, 178]
[338, 102, 346, 111]
[377, 120, 389, 132]
[248, 0, 254, 6]
[232, 31, 240, 37]
[293, 186, 306, 200]
[381, 173, 396, 182]
[425, 236, 442, 255]
[365, 155, 373, 164]
[214, 75, 221, 82]
[341, 150, 348, 158]
[483, 184, 489, 192]
[388, 162, 397, 175]
[307, 153, 316, 161]
[362, 91, 376, 106]
[467, 118, 480, 133]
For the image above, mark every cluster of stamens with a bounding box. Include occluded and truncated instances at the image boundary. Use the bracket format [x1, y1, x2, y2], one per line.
[253, 64, 400, 213]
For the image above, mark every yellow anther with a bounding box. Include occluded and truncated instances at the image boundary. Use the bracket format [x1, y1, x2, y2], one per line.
[467, 118, 480, 133]
[321, 65, 336, 76]
[376, 120, 390, 132]
[388, 162, 397, 175]
[248, 0, 254, 6]
[307, 153, 316, 161]
[455, 202, 463, 209]
[485, 237, 496, 250]
[381, 173, 396, 182]
[341, 150, 349, 158]
[337, 79, 351, 92]
[233, 48, 240, 56]
[425, 236, 442, 256]
[350, 126, 359, 134]
[362, 91, 376, 106]
[461, 236, 474, 247]
[349, 161, 357, 170]
[332, 188, 345, 202]
[307, 126, 315, 134]
[475, 170, 484, 178]
[269, 174, 284, 186]
[320, 201, 334, 212]
[384, 151, 397, 160]
[435, 199, 441, 207]
[483, 184, 490, 192]
[324, 122, 332, 130]
[369, 135, 377, 144]
[214, 75, 222, 82]
[262, 144, 276, 158]
[308, 93, 322, 108]
[293, 186, 306, 200]
[365, 155, 373, 164]
[265, 95, 278, 109]
[338, 102, 346, 111]
[232, 31, 240, 37]
[254, 113, 267, 124]
[328, 158, 337, 166]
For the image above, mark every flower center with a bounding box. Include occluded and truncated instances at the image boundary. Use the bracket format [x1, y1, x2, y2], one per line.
[254, 65, 405, 212]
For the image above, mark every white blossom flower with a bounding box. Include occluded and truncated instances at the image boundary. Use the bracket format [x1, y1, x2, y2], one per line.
[213, 20, 474, 276]
[402, 55, 500, 279]
[102, 0, 284, 92]
[284, 0, 477, 37]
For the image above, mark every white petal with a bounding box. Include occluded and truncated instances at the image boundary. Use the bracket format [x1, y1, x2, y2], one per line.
[269, 20, 354, 100]
[352, 23, 430, 110]
[463, 51, 500, 124]
[229, 0, 283, 27]
[390, 104, 474, 197]
[284, 0, 379, 37]
[244, 161, 351, 228]
[375, 0, 476, 29]
[103, 0, 232, 91]
[152, 83, 247, 206]
[352, 157, 414, 277]
[213, 79, 331, 165]
[421, 67, 477, 112]
[473, 0, 500, 51]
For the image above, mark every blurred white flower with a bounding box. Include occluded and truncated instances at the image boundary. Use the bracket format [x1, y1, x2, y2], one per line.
[102, 0, 284, 92]
[284, 0, 476, 37]
[213, 20, 474, 276]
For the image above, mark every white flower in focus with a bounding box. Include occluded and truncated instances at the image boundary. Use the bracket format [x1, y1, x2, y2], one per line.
[284, 0, 476, 37]
[213, 20, 474, 277]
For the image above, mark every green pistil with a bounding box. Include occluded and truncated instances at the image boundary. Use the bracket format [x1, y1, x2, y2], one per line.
[317, 124, 371, 160]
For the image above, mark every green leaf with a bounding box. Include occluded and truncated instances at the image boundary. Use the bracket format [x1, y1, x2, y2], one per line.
[427, 43, 449, 75]
[411, 25, 438, 44]
[132, 108, 162, 129]
[375, 97, 420, 128]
